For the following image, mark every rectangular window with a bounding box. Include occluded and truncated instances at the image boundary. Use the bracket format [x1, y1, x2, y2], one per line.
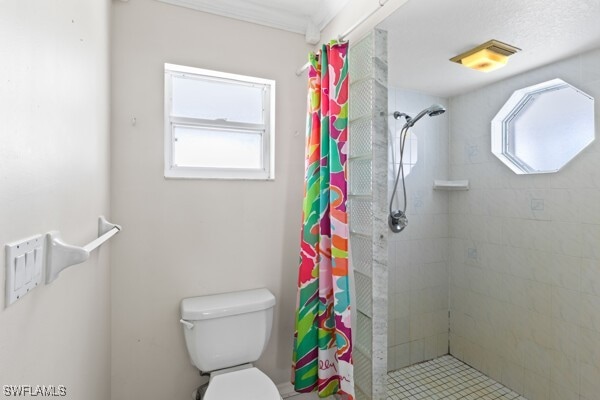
[164, 63, 276, 180]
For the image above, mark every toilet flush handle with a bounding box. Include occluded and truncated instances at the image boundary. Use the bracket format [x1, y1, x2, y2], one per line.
[179, 319, 194, 330]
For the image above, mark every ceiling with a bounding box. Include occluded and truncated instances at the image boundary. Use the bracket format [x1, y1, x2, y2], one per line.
[379, 0, 600, 97]
[155, 0, 350, 43]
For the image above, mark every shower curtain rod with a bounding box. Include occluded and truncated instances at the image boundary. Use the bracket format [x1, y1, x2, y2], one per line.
[295, 0, 389, 76]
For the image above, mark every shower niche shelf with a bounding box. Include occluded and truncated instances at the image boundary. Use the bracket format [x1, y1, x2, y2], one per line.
[433, 180, 469, 191]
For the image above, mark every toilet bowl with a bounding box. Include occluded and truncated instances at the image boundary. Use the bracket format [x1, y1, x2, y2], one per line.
[203, 366, 281, 399]
[180, 288, 281, 400]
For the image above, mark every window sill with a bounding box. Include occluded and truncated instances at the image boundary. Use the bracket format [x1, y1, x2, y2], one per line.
[164, 167, 275, 181]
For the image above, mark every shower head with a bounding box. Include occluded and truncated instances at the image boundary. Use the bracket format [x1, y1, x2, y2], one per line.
[427, 104, 446, 117]
[393, 104, 446, 128]
[388, 103, 447, 234]
[405, 104, 446, 127]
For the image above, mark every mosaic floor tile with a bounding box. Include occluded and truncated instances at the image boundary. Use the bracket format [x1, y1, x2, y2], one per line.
[387, 355, 527, 400]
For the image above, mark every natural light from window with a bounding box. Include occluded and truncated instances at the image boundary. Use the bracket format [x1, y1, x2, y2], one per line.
[164, 64, 275, 180]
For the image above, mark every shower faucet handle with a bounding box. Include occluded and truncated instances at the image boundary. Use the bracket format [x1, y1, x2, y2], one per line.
[389, 210, 408, 233]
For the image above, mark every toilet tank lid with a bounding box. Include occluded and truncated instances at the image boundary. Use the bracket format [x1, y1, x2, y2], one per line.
[181, 288, 276, 320]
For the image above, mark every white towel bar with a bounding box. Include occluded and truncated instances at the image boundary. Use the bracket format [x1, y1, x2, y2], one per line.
[45, 216, 121, 284]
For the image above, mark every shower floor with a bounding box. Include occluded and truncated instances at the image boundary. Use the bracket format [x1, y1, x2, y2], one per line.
[387, 355, 527, 400]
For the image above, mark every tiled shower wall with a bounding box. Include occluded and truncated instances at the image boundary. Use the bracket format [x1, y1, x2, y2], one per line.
[449, 48, 600, 400]
[387, 88, 450, 371]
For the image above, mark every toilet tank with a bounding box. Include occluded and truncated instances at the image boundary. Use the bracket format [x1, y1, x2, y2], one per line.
[180, 288, 276, 372]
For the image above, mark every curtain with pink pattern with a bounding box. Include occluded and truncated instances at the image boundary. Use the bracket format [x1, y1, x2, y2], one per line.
[292, 41, 354, 399]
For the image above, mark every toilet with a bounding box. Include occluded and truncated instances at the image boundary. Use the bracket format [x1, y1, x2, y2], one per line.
[180, 288, 282, 400]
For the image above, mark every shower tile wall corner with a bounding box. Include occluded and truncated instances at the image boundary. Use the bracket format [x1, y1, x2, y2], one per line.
[448, 47, 600, 400]
[387, 87, 450, 372]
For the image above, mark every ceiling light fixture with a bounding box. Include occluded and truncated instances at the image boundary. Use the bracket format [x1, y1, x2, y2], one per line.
[450, 40, 521, 72]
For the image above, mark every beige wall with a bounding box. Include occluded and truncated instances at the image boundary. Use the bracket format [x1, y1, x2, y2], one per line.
[110, 1, 311, 399]
[0, 1, 111, 399]
[449, 48, 600, 400]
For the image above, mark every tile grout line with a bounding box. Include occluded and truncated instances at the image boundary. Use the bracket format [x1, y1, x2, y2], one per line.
[386, 355, 528, 400]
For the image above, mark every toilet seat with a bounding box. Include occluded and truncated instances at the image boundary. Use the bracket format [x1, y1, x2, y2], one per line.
[204, 367, 281, 400]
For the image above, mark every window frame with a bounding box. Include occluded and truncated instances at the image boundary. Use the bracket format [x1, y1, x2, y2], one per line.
[164, 63, 276, 180]
[491, 78, 595, 174]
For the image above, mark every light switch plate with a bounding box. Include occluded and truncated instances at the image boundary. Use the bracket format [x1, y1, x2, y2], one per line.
[5, 234, 43, 307]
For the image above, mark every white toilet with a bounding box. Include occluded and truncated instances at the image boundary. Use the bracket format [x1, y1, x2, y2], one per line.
[180, 288, 282, 400]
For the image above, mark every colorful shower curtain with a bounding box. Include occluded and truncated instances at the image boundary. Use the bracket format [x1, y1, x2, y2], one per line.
[292, 41, 353, 399]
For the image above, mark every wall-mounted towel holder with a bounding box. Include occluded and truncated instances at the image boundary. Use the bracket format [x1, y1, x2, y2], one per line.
[45, 216, 121, 284]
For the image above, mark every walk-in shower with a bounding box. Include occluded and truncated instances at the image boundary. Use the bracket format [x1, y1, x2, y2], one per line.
[388, 104, 446, 233]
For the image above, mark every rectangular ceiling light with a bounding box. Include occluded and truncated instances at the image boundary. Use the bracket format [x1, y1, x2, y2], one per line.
[450, 40, 521, 72]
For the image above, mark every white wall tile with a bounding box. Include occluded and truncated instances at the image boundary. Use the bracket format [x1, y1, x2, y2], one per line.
[388, 343, 410, 371]
[523, 369, 551, 400]
[551, 318, 578, 358]
[522, 340, 551, 378]
[581, 258, 600, 296]
[390, 49, 600, 400]
[549, 381, 579, 400]
[437, 332, 449, 357]
[387, 88, 450, 371]
[579, 327, 600, 368]
[580, 361, 600, 400]
[501, 358, 525, 394]
[409, 339, 425, 364]
[423, 334, 438, 360]
[550, 350, 579, 395]
[580, 293, 600, 333]
[448, 47, 600, 400]
[551, 287, 581, 325]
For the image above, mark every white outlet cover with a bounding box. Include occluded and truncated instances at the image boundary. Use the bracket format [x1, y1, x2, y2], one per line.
[5, 234, 43, 307]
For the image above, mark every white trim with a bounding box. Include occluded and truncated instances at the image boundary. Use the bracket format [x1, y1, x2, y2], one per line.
[491, 78, 595, 175]
[267, 79, 276, 180]
[164, 63, 276, 180]
[164, 68, 174, 177]
[276, 382, 297, 398]
[296, 0, 390, 76]
[169, 116, 266, 132]
[155, 0, 350, 37]
[165, 63, 275, 87]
